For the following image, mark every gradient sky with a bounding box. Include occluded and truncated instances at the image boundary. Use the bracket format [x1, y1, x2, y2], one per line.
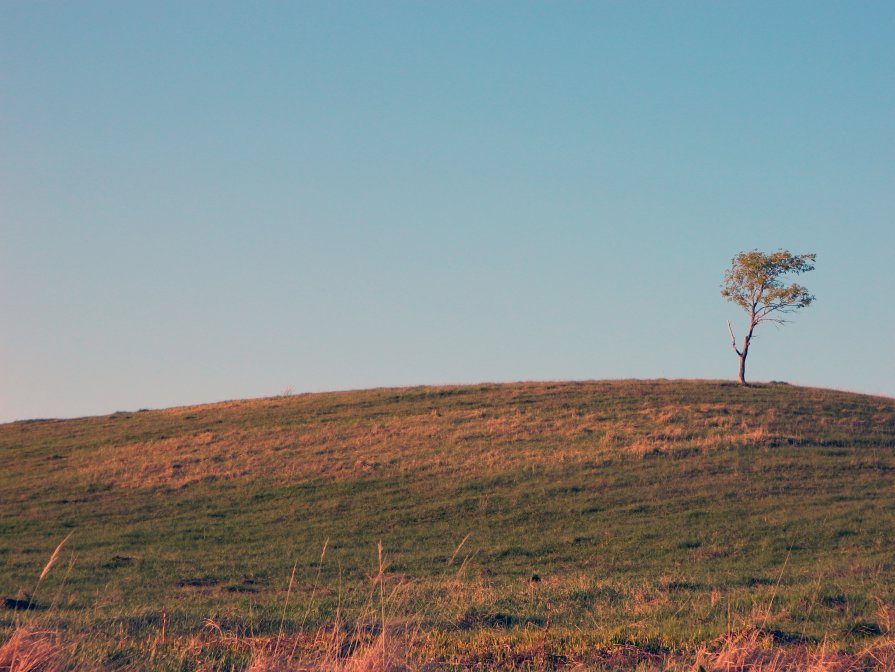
[2, 2, 893, 422]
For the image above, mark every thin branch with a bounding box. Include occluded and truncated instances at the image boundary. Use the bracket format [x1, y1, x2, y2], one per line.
[755, 316, 789, 326]
[756, 302, 802, 318]
[727, 321, 743, 357]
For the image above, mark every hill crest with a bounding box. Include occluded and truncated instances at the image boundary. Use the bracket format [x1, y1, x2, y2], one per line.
[3, 379, 892, 493]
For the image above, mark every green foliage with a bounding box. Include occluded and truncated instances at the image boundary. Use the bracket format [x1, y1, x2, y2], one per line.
[722, 249, 816, 324]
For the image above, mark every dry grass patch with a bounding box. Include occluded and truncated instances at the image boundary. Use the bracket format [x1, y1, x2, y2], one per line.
[0, 629, 70, 672]
[691, 628, 895, 671]
[14, 380, 894, 493]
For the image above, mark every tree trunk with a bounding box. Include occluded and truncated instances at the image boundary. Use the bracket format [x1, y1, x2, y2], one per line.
[737, 327, 753, 386]
[727, 319, 754, 386]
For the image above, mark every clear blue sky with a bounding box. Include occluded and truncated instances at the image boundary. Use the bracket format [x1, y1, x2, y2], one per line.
[2, 2, 893, 422]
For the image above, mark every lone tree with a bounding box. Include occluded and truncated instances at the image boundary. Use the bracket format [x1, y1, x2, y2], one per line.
[722, 249, 816, 385]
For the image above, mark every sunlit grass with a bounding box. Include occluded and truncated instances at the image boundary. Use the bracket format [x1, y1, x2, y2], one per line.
[1, 380, 894, 669]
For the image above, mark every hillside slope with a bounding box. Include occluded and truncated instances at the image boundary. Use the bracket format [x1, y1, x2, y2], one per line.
[2, 380, 894, 666]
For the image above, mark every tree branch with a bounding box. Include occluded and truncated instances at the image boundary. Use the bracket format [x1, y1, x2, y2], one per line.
[755, 316, 789, 326]
[756, 302, 800, 318]
[727, 320, 743, 357]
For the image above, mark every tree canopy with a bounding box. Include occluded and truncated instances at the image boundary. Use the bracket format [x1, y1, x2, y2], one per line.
[722, 250, 816, 324]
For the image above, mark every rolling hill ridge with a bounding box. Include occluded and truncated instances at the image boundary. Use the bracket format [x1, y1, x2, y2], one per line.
[2, 379, 894, 670]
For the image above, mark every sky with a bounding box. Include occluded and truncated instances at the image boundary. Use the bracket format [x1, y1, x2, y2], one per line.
[2, 1, 894, 422]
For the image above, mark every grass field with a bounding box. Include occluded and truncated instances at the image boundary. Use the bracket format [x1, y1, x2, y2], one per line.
[2, 379, 895, 670]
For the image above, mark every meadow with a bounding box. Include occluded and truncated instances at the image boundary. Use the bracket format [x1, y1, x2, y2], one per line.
[2, 379, 895, 670]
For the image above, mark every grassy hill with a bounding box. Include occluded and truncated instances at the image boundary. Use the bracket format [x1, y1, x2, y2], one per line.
[2, 379, 895, 670]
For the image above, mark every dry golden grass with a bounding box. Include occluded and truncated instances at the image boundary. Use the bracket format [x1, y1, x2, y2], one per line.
[689, 628, 895, 671]
[6, 594, 895, 671]
[57, 380, 891, 492]
[0, 629, 68, 672]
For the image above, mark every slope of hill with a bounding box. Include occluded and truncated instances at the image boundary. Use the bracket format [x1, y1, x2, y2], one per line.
[2, 380, 894, 670]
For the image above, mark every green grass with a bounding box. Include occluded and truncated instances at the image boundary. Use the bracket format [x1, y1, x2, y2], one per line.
[1, 379, 894, 669]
